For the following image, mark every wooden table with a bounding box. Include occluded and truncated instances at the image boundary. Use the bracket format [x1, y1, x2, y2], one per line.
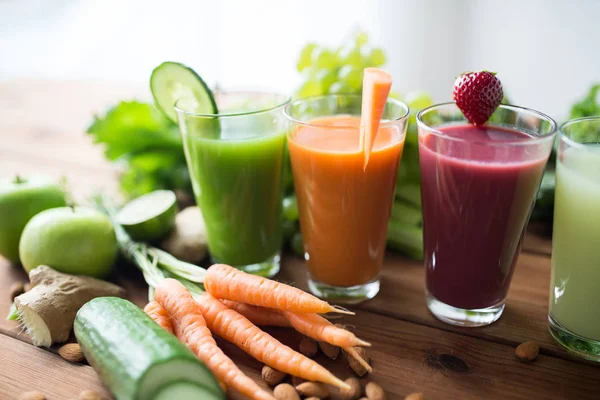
[0, 79, 597, 400]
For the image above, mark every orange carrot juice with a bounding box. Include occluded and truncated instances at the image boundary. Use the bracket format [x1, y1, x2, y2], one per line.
[288, 115, 405, 301]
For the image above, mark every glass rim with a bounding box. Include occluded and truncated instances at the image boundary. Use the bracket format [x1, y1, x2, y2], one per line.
[416, 101, 557, 146]
[174, 90, 291, 118]
[283, 93, 410, 129]
[559, 116, 600, 150]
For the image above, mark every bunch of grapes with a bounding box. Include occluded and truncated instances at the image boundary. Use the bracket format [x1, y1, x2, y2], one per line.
[294, 31, 389, 98]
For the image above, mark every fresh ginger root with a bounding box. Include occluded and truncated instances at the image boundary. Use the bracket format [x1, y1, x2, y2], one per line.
[160, 206, 208, 264]
[14, 265, 125, 347]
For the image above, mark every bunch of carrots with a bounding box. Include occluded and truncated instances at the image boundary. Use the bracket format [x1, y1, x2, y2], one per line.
[144, 263, 372, 400]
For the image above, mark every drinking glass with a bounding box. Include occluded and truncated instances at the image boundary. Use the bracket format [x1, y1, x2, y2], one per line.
[417, 103, 556, 326]
[284, 94, 409, 303]
[549, 116, 600, 361]
[176, 91, 289, 277]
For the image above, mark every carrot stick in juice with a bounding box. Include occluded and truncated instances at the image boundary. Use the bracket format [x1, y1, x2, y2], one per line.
[360, 68, 392, 169]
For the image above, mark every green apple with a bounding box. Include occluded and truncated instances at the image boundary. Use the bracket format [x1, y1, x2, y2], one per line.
[19, 207, 118, 278]
[0, 176, 67, 263]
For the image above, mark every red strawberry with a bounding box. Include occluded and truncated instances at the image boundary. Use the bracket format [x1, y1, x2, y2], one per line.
[453, 71, 503, 126]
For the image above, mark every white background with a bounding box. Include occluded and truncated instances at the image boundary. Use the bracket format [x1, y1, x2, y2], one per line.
[1, 0, 598, 120]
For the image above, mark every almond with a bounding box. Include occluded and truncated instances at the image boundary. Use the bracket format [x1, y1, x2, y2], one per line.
[274, 383, 300, 400]
[78, 390, 102, 400]
[365, 382, 386, 400]
[515, 341, 540, 362]
[318, 341, 340, 360]
[18, 392, 45, 400]
[345, 346, 370, 377]
[339, 377, 362, 400]
[291, 376, 306, 387]
[9, 282, 25, 300]
[299, 337, 318, 358]
[262, 365, 287, 386]
[296, 381, 330, 398]
[58, 343, 85, 363]
[405, 393, 424, 400]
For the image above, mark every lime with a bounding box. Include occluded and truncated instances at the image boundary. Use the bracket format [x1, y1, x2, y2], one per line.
[117, 190, 178, 242]
[19, 207, 118, 278]
[0, 175, 67, 263]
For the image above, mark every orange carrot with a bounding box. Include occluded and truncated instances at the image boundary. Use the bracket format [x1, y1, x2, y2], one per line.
[155, 279, 275, 400]
[204, 264, 353, 315]
[196, 292, 350, 390]
[360, 67, 392, 168]
[282, 311, 370, 348]
[144, 301, 173, 334]
[221, 300, 291, 327]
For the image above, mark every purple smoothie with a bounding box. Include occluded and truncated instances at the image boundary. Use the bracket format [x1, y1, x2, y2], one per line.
[419, 124, 548, 310]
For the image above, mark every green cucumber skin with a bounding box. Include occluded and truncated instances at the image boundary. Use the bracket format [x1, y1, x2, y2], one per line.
[74, 297, 222, 400]
[150, 61, 218, 124]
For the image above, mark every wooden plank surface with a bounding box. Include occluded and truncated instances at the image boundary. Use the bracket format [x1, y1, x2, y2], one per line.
[0, 79, 598, 400]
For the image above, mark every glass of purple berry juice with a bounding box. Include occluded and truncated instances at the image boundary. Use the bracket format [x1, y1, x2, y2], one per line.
[417, 103, 556, 327]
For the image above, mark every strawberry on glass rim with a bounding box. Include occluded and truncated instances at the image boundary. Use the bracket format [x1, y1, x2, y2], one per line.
[453, 71, 503, 126]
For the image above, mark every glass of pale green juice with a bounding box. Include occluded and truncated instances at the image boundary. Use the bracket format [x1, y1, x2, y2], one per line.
[175, 91, 290, 277]
[549, 116, 600, 361]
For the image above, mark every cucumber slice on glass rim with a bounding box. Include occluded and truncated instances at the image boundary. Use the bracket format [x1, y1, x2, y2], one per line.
[150, 61, 218, 124]
[117, 190, 178, 242]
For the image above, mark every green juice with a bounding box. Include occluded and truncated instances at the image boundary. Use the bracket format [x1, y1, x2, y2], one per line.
[183, 131, 286, 266]
[550, 145, 600, 341]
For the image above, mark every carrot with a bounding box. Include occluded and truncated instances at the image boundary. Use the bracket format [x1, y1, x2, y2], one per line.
[360, 67, 392, 168]
[196, 292, 350, 390]
[282, 311, 373, 373]
[204, 264, 353, 315]
[282, 311, 370, 348]
[155, 279, 275, 400]
[221, 300, 291, 327]
[143, 301, 173, 334]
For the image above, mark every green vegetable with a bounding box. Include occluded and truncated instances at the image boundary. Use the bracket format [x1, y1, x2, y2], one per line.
[19, 207, 118, 278]
[94, 194, 205, 300]
[387, 223, 424, 260]
[531, 83, 600, 223]
[6, 303, 18, 321]
[0, 175, 67, 263]
[87, 101, 190, 199]
[117, 190, 178, 242]
[74, 297, 223, 400]
[150, 61, 218, 124]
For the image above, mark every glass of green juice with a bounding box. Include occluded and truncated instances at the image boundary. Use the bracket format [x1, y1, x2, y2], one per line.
[549, 116, 600, 361]
[175, 91, 290, 277]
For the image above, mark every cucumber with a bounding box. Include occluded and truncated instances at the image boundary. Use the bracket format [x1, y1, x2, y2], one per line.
[116, 190, 178, 242]
[74, 297, 223, 400]
[150, 61, 218, 124]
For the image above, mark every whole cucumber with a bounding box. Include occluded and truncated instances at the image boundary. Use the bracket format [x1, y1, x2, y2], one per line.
[74, 297, 223, 400]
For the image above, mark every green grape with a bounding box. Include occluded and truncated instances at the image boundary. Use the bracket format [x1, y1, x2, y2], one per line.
[301, 65, 320, 80]
[355, 31, 369, 47]
[297, 43, 317, 72]
[315, 68, 337, 92]
[338, 65, 363, 90]
[329, 81, 355, 94]
[337, 45, 363, 68]
[282, 195, 299, 222]
[296, 80, 323, 98]
[311, 48, 337, 69]
[369, 47, 386, 66]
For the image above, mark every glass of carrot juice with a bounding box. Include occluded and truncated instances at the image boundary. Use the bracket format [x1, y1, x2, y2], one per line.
[284, 94, 409, 302]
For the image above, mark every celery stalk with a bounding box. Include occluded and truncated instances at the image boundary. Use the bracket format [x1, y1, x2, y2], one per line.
[387, 222, 424, 260]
